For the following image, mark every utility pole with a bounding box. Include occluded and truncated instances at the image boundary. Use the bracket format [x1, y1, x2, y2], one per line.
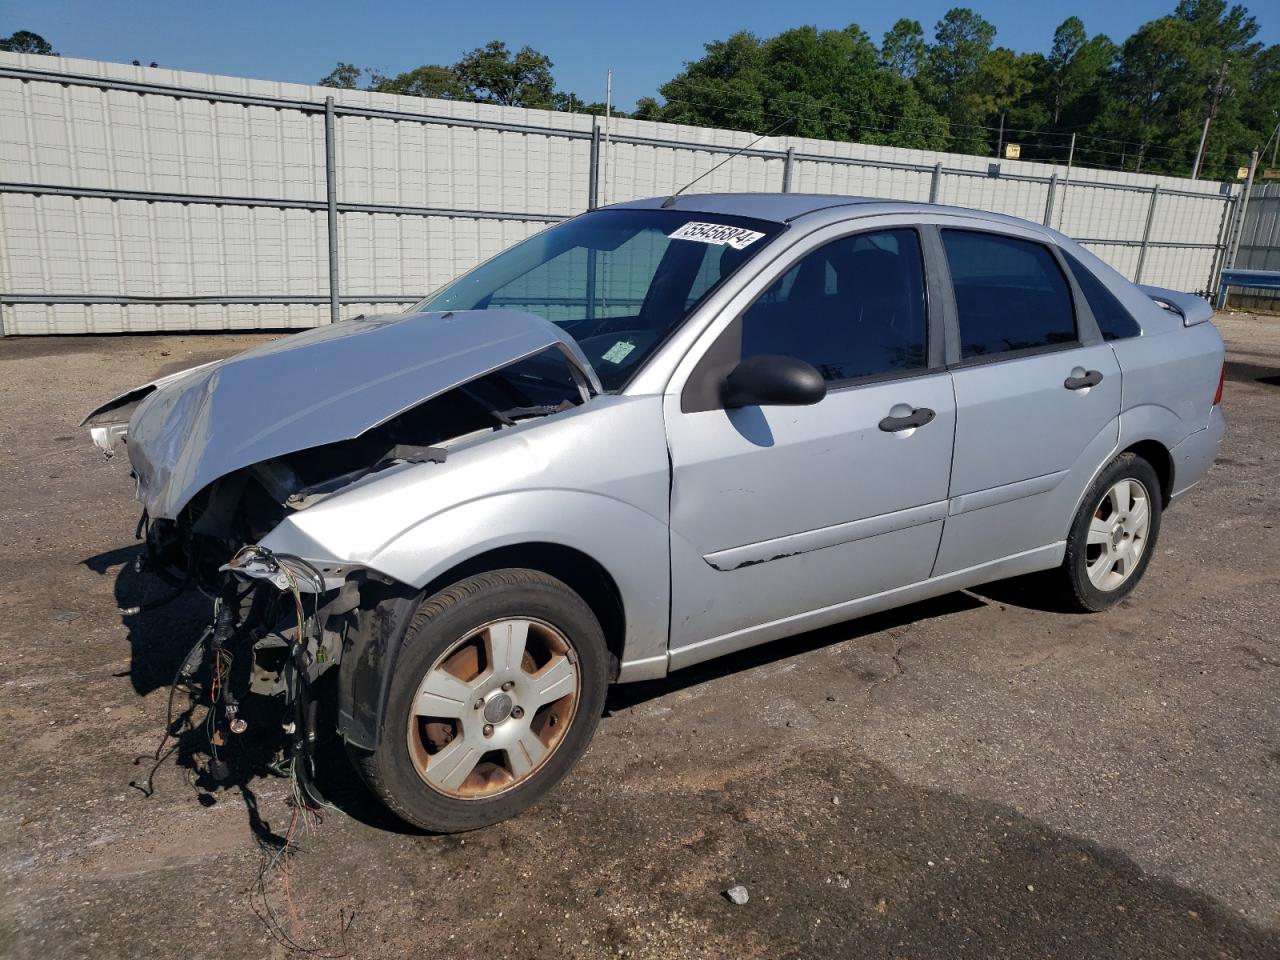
[1192, 59, 1231, 180]
[602, 69, 613, 207]
[1055, 133, 1075, 230]
[995, 112, 1005, 158]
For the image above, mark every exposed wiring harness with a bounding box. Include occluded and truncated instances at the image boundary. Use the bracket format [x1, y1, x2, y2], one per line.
[133, 542, 352, 953]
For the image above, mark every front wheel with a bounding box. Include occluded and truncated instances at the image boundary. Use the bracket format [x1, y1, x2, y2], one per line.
[1052, 452, 1163, 612]
[350, 569, 609, 832]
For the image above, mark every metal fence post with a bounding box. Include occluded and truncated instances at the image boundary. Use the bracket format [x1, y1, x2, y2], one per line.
[929, 162, 943, 204]
[324, 96, 340, 324]
[588, 121, 601, 210]
[1206, 191, 1238, 297]
[1043, 173, 1058, 226]
[1224, 149, 1260, 271]
[1134, 185, 1161, 284]
[782, 147, 795, 193]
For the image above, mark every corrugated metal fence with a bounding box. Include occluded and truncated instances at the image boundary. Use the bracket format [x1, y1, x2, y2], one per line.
[1229, 183, 1280, 309]
[0, 52, 1243, 336]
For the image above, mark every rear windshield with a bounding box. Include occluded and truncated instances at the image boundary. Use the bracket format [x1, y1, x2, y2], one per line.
[413, 209, 784, 391]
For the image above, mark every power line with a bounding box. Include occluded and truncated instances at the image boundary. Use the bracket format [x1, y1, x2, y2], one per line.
[655, 90, 1196, 169]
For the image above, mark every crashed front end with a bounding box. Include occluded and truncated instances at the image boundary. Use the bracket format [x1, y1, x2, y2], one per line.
[85, 309, 599, 795]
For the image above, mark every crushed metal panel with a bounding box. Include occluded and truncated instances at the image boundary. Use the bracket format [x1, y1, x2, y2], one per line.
[81, 360, 221, 426]
[120, 309, 600, 518]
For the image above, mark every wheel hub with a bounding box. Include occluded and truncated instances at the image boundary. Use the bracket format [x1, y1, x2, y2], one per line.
[483, 690, 514, 724]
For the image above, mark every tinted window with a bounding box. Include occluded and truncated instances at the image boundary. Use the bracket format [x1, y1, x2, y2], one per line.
[740, 228, 928, 382]
[1063, 251, 1142, 341]
[942, 230, 1076, 359]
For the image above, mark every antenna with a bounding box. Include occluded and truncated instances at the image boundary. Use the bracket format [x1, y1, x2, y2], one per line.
[661, 118, 793, 208]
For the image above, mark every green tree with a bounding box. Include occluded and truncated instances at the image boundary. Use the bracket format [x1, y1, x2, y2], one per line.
[1090, 1, 1259, 176]
[1172, 0, 1265, 178]
[318, 62, 363, 89]
[653, 31, 768, 131]
[647, 25, 946, 149]
[313, 2, 1279, 178]
[925, 8, 998, 150]
[1047, 18, 1085, 124]
[0, 30, 56, 54]
[968, 48, 1042, 153]
[317, 41, 558, 108]
[371, 64, 466, 100]
[880, 19, 927, 79]
[454, 41, 555, 108]
[633, 96, 663, 121]
[551, 92, 616, 116]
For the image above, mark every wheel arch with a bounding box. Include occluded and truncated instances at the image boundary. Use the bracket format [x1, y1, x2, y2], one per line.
[416, 542, 626, 680]
[1121, 439, 1174, 506]
[338, 541, 630, 753]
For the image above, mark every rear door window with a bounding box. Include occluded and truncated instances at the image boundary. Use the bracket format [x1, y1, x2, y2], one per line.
[941, 230, 1077, 360]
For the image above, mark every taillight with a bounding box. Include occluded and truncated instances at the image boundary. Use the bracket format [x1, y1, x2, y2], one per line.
[1213, 362, 1225, 406]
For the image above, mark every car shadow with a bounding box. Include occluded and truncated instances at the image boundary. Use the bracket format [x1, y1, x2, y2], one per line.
[1225, 358, 1280, 387]
[964, 571, 1092, 614]
[83, 542, 214, 697]
[604, 591, 985, 713]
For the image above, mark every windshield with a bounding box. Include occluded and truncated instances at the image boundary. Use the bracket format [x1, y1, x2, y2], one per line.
[412, 209, 784, 391]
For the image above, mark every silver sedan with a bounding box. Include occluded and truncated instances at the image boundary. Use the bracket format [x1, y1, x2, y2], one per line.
[86, 194, 1226, 832]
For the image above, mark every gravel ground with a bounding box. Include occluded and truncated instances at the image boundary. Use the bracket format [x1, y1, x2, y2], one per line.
[0, 314, 1277, 960]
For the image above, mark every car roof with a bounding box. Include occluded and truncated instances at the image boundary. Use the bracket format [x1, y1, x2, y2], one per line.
[607, 193, 875, 222]
[608, 192, 1056, 239]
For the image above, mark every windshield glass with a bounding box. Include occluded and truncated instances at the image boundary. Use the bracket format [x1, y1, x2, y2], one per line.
[412, 209, 784, 391]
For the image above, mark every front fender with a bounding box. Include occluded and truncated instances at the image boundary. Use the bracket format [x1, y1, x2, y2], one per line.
[298, 488, 671, 751]
[368, 488, 670, 666]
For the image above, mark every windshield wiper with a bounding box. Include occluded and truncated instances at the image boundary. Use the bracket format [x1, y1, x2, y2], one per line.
[488, 400, 576, 427]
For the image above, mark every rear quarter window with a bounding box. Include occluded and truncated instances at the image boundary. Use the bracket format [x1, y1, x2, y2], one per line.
[1062, 251, 1142, 341]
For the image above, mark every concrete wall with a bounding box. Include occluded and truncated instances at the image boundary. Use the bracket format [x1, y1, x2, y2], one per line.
[0, 52, 1237, 335]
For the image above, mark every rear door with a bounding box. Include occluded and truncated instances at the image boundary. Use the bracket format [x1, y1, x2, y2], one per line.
[931, 225, 1121, 576]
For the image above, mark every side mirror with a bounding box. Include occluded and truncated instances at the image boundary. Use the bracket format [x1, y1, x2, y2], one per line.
[721, 354, 826, 409]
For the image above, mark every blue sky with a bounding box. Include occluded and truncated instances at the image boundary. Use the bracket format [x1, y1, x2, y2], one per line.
[5, 0, 1277, 111]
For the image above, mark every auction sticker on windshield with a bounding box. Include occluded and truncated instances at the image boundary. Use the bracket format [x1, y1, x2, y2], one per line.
[668, 221, 766, 250]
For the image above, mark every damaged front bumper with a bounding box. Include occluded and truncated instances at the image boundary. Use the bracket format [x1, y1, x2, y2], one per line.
[86, 309, 602, 793]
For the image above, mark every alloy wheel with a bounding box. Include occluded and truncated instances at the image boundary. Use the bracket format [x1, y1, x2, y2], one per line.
[406, 618, 580, 799]
[1085, 478, 1152, 592]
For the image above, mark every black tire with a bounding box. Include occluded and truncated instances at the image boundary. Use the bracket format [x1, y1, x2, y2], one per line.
[350, 568, 608, 833]
[1051, 452, 1163, 612]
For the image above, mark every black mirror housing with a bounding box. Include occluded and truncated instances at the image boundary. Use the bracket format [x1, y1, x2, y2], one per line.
[721, 354, 827, 409]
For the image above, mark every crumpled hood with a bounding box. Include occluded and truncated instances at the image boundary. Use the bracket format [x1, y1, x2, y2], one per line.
[119, 310, 600, 519]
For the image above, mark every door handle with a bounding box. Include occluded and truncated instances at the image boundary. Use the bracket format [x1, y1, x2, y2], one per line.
[878, 406, 936, 432]
[1064, 370, 1103, 390]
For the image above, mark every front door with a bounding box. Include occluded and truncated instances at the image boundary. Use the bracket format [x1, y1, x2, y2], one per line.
[663, 226, 956, 666]
[931, 227, 1122, 575]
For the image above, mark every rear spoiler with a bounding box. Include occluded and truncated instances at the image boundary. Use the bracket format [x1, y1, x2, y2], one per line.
[1139, 285, 1214, 327]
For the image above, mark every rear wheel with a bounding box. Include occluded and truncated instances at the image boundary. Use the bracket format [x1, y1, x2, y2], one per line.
[1052, 452, 1163, 612]
[351, 569, 608, 832]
